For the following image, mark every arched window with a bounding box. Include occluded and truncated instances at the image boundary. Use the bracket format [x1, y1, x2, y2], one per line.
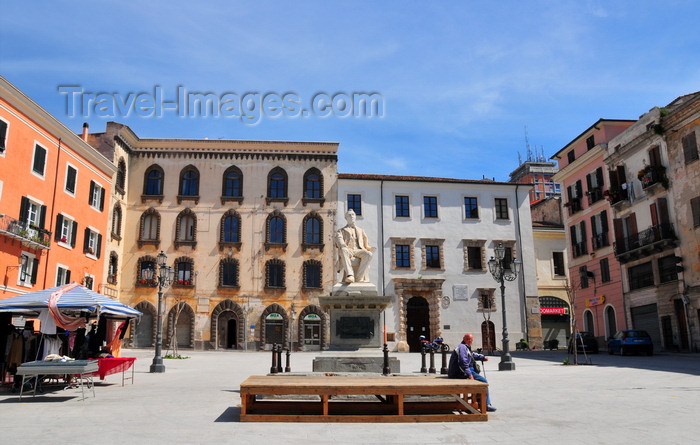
[116, 158, 126, 193]
[302, 259, 322, 289]
[143, 165, 164, 198]
[302, 168, 324, 205]
[265, 211, 286, 250]
[302, 212, 323, 251]
[221, 210, 240, 243]
[111, 204, 122, 240]
[108, 252, 118, 285]
[265, 259, 285, 289]
[178, 165, 200, 204]
[139, 208, 160, 248]
[266, 167, 288, 204]
[136, 256, 157, 287]
[175, 209, 197, 248]
[174, 256, 194, 287]
[219, 258, 239, 288]
[221, 166, 243, 203]
[605, 306, 617, 338]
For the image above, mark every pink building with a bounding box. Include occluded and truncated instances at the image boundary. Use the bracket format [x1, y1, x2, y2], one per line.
[552, 119, 634, 345]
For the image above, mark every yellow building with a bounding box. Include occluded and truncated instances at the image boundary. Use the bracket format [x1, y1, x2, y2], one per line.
[89, 123, 338, 350]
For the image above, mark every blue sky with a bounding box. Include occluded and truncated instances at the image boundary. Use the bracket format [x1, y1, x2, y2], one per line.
[2, 1, 699, 181]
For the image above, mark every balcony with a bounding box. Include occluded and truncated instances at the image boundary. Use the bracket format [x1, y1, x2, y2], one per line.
[587, 188, 604, 205]
[0, 214, 51, 250]
[565, 198, 582, 215]
[605, 187, 629, 207]
[638, 165, 668, 192]
[572, 242, 588, 258]
[592, 232, 610, 250]
[614, 223, 677, 263]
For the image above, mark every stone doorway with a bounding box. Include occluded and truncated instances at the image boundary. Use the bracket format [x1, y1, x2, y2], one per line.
[394, 278, 444, 353]
[481, 320, 496, 353]
[406, 296, 430, 352]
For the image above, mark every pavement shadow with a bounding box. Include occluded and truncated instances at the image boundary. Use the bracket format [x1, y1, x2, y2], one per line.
[215, 406, 241, 422]
[507, 350, 700, 376]
[0, 396, 78, 403]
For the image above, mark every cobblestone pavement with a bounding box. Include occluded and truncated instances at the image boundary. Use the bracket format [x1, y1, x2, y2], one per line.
[1, 348, 698, 444]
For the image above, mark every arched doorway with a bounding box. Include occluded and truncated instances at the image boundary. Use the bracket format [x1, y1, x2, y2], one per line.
[584, 310, 594, 333]
[211, 299, 245, 350]
[481, 321, 496, 353]
[605, 305, 617, 339]
[297, 305, 326, 351]
[260, 303, 287, 349]
[167, 302, 194, 349]
[407, 296, 430, 352]
[131, 301, 156, 348]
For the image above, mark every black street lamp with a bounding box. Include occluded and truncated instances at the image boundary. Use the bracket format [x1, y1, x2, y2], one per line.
[488, 243, 522, 371]
[149, 250, 174, 373]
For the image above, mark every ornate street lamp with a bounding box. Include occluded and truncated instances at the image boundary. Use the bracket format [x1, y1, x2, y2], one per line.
[149, 250, 174, 373]
[488, 243, 522, 371]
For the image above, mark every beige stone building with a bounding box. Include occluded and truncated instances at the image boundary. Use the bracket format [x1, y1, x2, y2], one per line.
[89, 123, 338, 350]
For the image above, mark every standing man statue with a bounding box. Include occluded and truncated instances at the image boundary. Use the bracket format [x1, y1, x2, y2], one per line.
[335, 209, 375, 283]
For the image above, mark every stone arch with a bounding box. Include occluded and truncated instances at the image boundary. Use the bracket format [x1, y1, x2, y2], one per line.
[260, 303, 288, 349]
[130, 301, 156, 348]
[210, 299, 245, 350]
[297, 304, 328, 351]
[393, 278, 444, 351]
[166, 302, 195, 349]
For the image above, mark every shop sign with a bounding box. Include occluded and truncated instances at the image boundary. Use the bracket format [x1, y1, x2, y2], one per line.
[540, 307, 568, 315]
[586, 295, 605, 307]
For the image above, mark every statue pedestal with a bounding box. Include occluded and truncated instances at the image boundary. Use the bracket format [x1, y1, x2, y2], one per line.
[313, 283, 399, 372]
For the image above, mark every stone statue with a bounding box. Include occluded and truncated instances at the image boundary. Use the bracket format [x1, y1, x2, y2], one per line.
[335, 209, 375, 283]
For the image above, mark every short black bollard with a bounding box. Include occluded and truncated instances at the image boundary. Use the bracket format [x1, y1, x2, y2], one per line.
[285, 348, 291, 373]
[429, 348, 436, 374]
[270, 344, 278, 374]
[420, 348, 427, 373]
[277, 346, 283, 373]
[440, 344, 448, 374]
[382, 343, 391, 375]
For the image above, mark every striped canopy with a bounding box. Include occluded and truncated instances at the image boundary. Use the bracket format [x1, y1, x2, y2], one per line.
[0, 283, 141, 319]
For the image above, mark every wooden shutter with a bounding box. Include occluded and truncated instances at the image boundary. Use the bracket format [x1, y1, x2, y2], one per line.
[83, 228, 90, 253]
[19, 196, 29, 222]
[590, 215, 598, 236]
[586, 173, 593, 192]
[575, 180, 583, 199]
[89, 181, 95, 205]
[38, 205, 46, 229]
[96, 234, 102, 258]
[0, 120, 7, 151]
[55, 214, 64, 241]
[596, 167, 604, 188]
[99, 187, 105, 211]
[657, 197, 670, 225]
[616, 165, 627, 184]
[30, 258, 39, 284]
[71, 221, 78, 247]
[682, 132, 699, 163]
[650, 203, 659, 227]
[601, 210, 608, 233]
[65, 270, 71, 284]
[649, 146, 661, 166]
[613, 218, 624, 246]
[580, 221, 587, 253]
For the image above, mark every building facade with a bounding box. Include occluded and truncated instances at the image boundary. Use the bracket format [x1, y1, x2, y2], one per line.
[88, 124, 338, 350]
[0, 76, 115, 307]
[605, 93, 700, 352]
[338, 174, 539, 352]
[552, 119, 633, 347]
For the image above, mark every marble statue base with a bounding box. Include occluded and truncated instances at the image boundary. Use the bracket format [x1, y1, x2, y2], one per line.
[313, 282, 399, 372]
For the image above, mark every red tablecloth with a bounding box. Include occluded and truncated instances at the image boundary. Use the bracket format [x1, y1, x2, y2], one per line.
[90, 357, 136, 380]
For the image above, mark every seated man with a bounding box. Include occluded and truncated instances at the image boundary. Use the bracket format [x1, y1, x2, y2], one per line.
[335, 209, 374, 283]
[448, 332, 496, 412]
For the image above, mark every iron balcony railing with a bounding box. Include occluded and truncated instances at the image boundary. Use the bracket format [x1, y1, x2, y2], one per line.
[572, 241, 588, 258]
[0, 214, 51, 249]
[592, 232, 610, 250]
[587, 188, 604, 205]
[614, 223, 676, 256]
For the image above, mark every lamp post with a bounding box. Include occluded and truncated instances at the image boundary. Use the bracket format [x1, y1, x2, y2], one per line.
[488, 243, 522, 371]
[149, 250, 174, 373]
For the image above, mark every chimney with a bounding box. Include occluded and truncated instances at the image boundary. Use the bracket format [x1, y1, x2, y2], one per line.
[81, 122, 89, 141]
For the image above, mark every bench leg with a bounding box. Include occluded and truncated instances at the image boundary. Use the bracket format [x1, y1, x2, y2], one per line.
[322, 394, 329, 416]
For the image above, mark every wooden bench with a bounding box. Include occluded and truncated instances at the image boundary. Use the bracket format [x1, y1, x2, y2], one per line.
[240, 374, 488, 422]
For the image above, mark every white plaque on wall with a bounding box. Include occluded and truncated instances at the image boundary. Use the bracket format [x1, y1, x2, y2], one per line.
[453, 285, 469, 300]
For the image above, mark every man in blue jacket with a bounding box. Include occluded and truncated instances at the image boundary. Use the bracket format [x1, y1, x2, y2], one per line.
[448, 332, 496, 412]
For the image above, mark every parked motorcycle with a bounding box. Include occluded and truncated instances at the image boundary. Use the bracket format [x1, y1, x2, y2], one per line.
[419, 335, 450, 353]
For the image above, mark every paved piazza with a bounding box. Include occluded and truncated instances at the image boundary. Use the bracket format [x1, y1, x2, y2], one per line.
[1, 349, 698, 444]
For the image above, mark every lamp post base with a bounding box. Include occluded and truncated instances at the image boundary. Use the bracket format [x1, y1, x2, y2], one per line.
[150, 358, 166, 373]
[498, 358, 516, 371]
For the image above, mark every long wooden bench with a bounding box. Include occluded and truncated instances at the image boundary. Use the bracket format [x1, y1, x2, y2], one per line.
[240, 374, 488, 422]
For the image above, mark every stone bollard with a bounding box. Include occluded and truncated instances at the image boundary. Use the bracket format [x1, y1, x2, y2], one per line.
[440, 344, 449, 374]
[277, 346, 283, 373]
[429, 349, 436, 374]
[270, 344, 278, 374]
[285, 348, 291, 373]
[420, 348, 427, 373]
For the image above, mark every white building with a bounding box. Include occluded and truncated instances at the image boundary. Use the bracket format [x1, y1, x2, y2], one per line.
[338, 174, 538, 352]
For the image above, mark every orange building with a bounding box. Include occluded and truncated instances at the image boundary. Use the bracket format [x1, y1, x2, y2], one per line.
[0, 76, 115, 303]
